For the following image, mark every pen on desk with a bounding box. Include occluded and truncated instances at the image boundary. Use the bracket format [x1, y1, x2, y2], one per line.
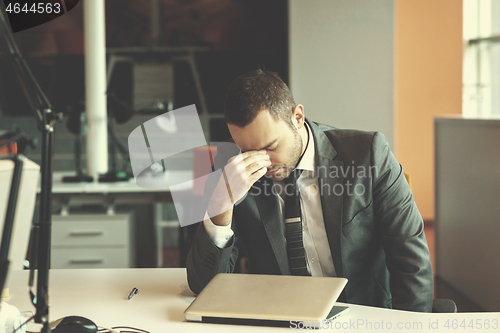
[128, 287, 138, 300]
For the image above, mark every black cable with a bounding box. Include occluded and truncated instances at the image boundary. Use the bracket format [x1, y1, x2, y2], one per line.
[12, 314, 34, 333]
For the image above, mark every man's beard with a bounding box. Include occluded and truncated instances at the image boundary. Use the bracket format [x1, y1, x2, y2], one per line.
[267, 127, 303, 181]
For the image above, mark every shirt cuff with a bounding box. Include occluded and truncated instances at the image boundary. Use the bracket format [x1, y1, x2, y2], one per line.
[203, 213, 234, 248]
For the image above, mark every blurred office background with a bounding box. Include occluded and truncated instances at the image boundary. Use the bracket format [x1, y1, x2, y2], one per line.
[2, 0, 499, 312]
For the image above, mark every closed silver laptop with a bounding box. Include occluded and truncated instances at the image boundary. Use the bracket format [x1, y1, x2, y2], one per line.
[185, 273, 348, 327]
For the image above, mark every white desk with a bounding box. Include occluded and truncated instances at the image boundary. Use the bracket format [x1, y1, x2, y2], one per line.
[42, 171, 194, 267]
[48, 171, 193, 210]
[6, 269, 500, 333]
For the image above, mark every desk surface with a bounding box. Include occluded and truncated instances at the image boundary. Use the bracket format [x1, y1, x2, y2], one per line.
[6, 269, 500, 333]
[43, 171, 193, 194]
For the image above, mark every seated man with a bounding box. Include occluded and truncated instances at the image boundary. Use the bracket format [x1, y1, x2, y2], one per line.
[186, 69, 433, 312]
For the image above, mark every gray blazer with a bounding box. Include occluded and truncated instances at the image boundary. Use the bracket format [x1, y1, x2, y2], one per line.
[186, 119, 433, 312]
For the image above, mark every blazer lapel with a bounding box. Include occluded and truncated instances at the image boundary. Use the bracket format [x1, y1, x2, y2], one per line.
[252, 177, 290, 275]
[309, 120, 344, 278]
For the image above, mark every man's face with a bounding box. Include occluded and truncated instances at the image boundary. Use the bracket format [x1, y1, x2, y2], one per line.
[227, 109, 303, 181]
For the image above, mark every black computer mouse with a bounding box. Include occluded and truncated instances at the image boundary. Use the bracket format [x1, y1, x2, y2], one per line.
[51, 315, 98, 333]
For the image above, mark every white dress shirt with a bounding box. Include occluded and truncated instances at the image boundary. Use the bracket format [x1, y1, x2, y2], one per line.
[203, 123, 336, 277]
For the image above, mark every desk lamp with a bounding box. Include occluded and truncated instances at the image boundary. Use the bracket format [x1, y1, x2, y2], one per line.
[0, 7, 78, 333]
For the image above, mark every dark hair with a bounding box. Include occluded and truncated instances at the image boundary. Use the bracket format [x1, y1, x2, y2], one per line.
[224, 69, 296, 127]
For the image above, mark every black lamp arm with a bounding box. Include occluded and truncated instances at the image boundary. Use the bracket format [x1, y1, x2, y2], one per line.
[1, 7, 59, 333]
[0, 155, 24, 296]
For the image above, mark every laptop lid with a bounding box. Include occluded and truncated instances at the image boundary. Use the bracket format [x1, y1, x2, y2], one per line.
[185, 273, 348, 325]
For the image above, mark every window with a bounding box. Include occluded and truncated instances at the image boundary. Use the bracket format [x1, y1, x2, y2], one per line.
[463, 0, 500, 118]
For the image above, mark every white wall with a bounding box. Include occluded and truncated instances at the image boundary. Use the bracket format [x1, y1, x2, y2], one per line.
[289, 0, 394, 147]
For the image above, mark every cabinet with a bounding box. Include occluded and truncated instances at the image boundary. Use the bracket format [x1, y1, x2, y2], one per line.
[51, 213, 133, 269]
[435, 116, 500, 311]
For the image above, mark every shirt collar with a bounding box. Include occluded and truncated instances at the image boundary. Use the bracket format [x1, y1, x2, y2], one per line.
[296, 122, 315, 172]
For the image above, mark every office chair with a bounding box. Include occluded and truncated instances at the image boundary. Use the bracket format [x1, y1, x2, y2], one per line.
[403, 172, 458, 313]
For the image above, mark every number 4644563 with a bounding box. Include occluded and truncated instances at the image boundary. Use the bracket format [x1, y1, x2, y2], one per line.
[5, 2, 62, 14]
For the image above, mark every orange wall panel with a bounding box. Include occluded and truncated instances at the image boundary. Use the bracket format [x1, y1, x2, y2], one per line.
[395, 0, 463, 220]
